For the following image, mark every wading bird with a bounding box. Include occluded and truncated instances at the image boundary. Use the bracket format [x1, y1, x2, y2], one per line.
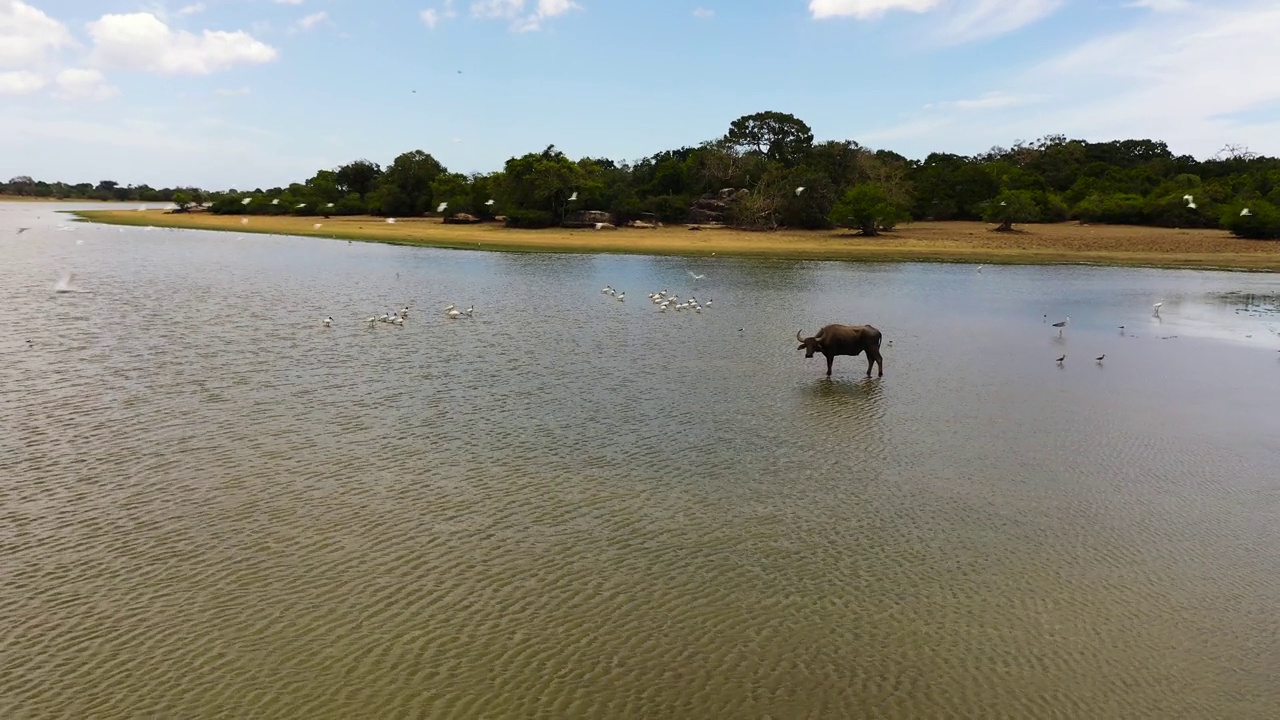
[1052, 316, 1070, 336]
[1153, 298, 1164, 315]
[1056, 354, 1066, 365]
[1096, 354, 1105, 363]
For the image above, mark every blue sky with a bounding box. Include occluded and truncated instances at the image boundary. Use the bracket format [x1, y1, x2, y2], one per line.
[2, 0, 1279, 189]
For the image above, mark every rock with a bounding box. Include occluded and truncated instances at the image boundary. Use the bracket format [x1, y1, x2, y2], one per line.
[563, 210, 614, 228]
[442, 213, 481, 224]
[689, 188, 748, 225]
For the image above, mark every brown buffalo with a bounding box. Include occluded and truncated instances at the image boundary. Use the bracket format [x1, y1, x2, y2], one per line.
[796, 324, 884, 378]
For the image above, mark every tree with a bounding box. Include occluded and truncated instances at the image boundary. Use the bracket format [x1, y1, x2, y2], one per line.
[171, 191, 194, 212]
[334, 159, 383, 199]
[1222, 201, 1280, 240]
[723, 111, 814, 166]
[378, 150, 445, 216]
[983, 190, 1039, 231]
[830, 183, 909, 236]
[498, 145, 587, 223]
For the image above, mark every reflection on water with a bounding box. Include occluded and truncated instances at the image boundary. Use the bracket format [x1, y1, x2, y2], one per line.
[3, 203, 1280, 719]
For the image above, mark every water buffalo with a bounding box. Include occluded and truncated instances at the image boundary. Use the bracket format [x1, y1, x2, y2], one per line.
[796, 324, 884, 378]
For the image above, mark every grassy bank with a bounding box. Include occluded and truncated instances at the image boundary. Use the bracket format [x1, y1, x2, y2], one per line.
[70, 209, 1280, 271]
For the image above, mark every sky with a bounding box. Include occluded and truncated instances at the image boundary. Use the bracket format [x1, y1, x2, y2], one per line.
[2, 0, 1280, 190]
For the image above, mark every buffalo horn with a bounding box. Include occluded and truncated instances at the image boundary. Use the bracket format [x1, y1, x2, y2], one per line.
[796, 329, 805, 343]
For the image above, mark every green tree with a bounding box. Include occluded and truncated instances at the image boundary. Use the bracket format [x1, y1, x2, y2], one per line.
[830, 183, 909, 236]
[335, 159, 383, 199]
[983, 190, 1039, 231]
[1222, 201, 1280, 240]
[723, 111, 814, 166]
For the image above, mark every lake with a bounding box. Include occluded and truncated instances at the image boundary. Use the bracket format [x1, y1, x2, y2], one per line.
[3, 202, 1280, 719]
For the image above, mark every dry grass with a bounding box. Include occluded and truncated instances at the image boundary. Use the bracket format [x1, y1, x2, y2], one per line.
[70, 209, 1280, 272]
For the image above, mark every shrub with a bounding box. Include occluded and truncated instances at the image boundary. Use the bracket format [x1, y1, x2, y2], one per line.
[1222, 200, 1280, 240]
[503, 209, 556, 229]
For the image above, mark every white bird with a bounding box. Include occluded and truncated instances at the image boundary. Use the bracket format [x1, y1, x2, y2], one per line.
[241, 198, 252, 205]
[601, 286, 612, 294]
[437, 202, 448, 213]
[688, 271, 706, 281]
[366, 316, 378, 325]
[444, 303, 456, 314]
[326, 202, 335, 208]
[1052, 316, 1070, 336]
[1183, 194, 1194, 203]
[568, 191, 578, 202]
[271, 198, 280, 205]
[392, 315, 405, 326]
[485, 199, 496, 206]
[296, 203, 306, 209]
[313, 223, 323, 229]
[446, 308, 461, 319]
[616, 292, 625, 301]
[1241, 207, 1253, 216]
[53, 271, 81, 293]
[795, 186, 806, 196]
[465, 304, 474, 317]
[386, 217, 397, 224]
[321, 316, 333, 327]
[1187, 201, 1197, 209]
[1153, 298, 1164, 315]
[977, 265, 984, 273]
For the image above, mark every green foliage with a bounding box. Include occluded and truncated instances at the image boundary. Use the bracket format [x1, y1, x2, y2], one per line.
[503, 210, 556, 228]
[1222, 201, 1280, 239]
[830, 183, 909, 236]
[12, 111, 1280, 241]
[982, 190, 1040, 231]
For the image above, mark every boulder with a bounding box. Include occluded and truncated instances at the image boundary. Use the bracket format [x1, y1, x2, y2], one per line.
[443, 213, 481, 224]
[563, 209, 614, 228]
[689, 188, 748, 225]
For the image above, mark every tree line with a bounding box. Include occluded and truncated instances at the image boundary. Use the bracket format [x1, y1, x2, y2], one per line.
[6, 111, 1278, 239]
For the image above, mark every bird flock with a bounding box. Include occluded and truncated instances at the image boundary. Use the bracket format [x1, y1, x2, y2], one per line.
[1045, 295, 1176, 366]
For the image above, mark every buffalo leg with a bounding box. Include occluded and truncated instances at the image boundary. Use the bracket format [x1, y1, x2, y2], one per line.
[867, 348, 884, 377]
[825, 354, 834, 377]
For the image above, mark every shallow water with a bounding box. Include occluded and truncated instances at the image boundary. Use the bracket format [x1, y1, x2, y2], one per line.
[3, 202, 1280, 719]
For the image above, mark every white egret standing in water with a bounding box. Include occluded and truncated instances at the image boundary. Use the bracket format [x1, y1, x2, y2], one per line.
[1153, 298, 1164, 315]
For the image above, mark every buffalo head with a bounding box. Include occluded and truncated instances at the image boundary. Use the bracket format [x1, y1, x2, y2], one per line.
[797, 329, 821, 358]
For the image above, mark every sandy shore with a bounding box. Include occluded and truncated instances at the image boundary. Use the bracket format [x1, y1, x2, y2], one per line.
[69, 209, 1280, 272]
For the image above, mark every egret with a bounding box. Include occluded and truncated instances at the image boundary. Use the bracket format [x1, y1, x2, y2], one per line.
[437, 202, 448, 213]
[241, 198, 252, 205]
[568, 191, 578, 202]
[313, 223, 323, 229]
[271, 198, 280, 205]
[688, 271, 706, 281]
[485, 199, 496, 206]
[326, 202, 335, 208]
[977, 265, 984, 273]
[1052, 316, 1070, 336]
[1241, 208, 1253, 216]
[386, 218, 397, 224]
[795, 186, 806, 196]
[1153, 298, 1164, 315]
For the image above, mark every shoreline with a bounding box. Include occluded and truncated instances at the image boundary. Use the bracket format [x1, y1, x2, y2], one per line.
[69, 209, 1280, 272]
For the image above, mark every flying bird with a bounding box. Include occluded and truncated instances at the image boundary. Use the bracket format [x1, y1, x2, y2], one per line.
[386, 217, 397, 224]
[313, 223, 323, 229]
[1241, 208, 1252, 216]
[241, 198, 252, 205]
[688, 271, 706, 280]
[568, 191, 578, 202]
[794, 186, 806, 196]
[271, 198, 280, 205]
[437, 202, 448, 213]
[485, 199, 495, 206]
[16, 227, 30, 235]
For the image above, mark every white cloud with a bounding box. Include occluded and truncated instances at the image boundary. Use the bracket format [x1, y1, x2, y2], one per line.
[215, 85, 251, 96]
[855, 1, 1280, 159]
[1124, 0, 1190, 10]
[471, 0, 580, 32]
[421, 1, 457, 29]
[275, 0, 304, 4]
[693, 7, 715, 20]
[87, 13, 278, 75]
[295, 11, 329, 32]
[809, 0, 941, 20]
[178, 3, 207, 16]
[0, 0, 75, 68]
[925, 91, 1045, 111]
[809, 0, 1062, 42]
[53, 68, 119, 101]
[0, 69, 47, 95]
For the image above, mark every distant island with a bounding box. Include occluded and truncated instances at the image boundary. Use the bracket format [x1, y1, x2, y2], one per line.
[11, 111, 1279, 241]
